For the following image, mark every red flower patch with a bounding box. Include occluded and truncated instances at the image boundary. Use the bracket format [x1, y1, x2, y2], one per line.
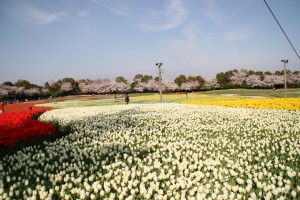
[0, 110, 57, 149]
[2, 102, 52, 113]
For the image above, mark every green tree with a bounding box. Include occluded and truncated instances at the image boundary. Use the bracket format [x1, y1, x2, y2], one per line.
[2, 81, 14, 86]
[15, 79, 34, 89]
[254, 71, 265, 80]
[142, 75, 153, 82]
[61, 77, 79, 94]
[174, 75, 187, 87]
[248, 70, 255, 75]
[262, 71, 272, 75]
[62, 77, 76, 84]
[48, 82, 62, 97]
[216, 70, 237, 89]
[78, 79, 93, 84]
[187, 75, 205, 88]
[216, 72, 228, 88]
[44, 82, 50, 88]
[274, 71, 284, 75]
[52, 89, 63, 97]
[115, 76, 128, 83]
[130, 81, 138, 92]
[133, 74, 143, 82]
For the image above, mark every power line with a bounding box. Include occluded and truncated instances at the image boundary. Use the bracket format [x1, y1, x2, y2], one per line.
[263, 0, 300, 61]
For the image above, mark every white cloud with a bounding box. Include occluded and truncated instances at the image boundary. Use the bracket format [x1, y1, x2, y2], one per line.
[89, 0, 129, 17]
[224, 27, 253, 41]
[171, 25, 196, 50]
[78, 10, 90, 18]
[201, 0, 221, 25]
[8, 3, 63, 26]
[201, 0, 256, 26]
[141, 0, 187, 32]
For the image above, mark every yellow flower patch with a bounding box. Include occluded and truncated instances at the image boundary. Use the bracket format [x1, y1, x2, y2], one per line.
[181, 98, 300, 110]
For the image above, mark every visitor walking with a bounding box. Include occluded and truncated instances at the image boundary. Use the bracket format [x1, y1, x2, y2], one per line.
[125, 93, 129, 104]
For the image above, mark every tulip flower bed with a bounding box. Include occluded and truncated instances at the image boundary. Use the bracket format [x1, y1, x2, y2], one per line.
[2, 102, 53, 113]
[1, 103, 299, 199]
[36, 98, 159, 109]
[0, 110, 57, 155]
[182, 97, 300, 111]
[36, 94, 244, 109]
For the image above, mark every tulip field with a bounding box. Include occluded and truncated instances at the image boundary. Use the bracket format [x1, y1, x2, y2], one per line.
[0, 95, 300, 199]
[2, 102, 53, 113]
[36, 93, 300, 110]
[0, 110, 57, 150]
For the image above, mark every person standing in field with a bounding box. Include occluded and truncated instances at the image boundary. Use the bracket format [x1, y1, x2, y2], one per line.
[125, 93, 129, 104]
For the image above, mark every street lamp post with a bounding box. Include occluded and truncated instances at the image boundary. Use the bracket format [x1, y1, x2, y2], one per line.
[281, 59, 288, 98]
[156, 63, 163, 102]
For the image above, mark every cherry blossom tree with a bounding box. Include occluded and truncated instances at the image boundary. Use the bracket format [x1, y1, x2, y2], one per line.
[133, 80, 178, 92]
[246, 75, 263, 88]
[134, 82, 148, 92]
[15, 86, 25, 95]
[204, 78, 220, 89]
[162, 80, 179, 91]
[41, 88, 49, 93]
[2, 86, 24, 96]
[109, 82, 130, 93]
[79, 80, 111, 94]
[0, 85, 25, 100]
[24, 88, 41, 97]
[145, 80, 160, 92]
[60, 82, 73, 92]
[180, 81, 199, 91]
[78, 82, 89, 93]
[262, 75, 284, 87]
[99, 81, 113, 93]
[287, 73, 300, 84]
[91, 83, 102, 93]
[229, 70, 247, 87]
[79, 82, 109, 93]
[0, 86, 9, 97]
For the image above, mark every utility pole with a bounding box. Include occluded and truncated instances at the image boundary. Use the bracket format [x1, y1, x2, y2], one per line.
[281, 59, 288, 98]
[156, 63, 163, 102]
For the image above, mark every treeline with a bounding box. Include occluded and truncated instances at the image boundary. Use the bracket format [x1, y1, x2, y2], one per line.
[213, 69, 300, 89]
[0, 69, 300, 102]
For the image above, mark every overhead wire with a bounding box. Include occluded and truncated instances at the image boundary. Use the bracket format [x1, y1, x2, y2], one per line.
[263, 0, 300, 61]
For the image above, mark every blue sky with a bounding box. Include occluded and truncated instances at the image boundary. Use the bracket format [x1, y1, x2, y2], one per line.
[0, 0, 299, 85]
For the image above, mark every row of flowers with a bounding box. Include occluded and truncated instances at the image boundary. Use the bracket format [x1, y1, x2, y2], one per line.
[0, 110, 57, 149]
[2, 102, 52, 113]
[181, 97, 300, 110]
[35, 94, 242, 109]
[36, 94, 300, 110]
[134, 94, 300, 110]
[1, 104, 299, 199]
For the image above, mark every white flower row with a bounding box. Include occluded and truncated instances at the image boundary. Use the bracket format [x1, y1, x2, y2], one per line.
[0, 103, 299, 199]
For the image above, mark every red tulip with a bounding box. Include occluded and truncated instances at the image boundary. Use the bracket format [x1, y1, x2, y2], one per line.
[0, 110, 57, 149]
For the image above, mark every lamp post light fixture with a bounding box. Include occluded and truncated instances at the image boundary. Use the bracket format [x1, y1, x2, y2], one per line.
[155, 63, 163, 68]
[155, 63, 163, 102]
[281, 59, 288, 98]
